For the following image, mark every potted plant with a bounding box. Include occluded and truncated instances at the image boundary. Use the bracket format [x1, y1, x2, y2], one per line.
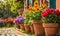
[13, 19, 20, 29]
[24, 12, 31, 33]
[29, 21, 34, 34]
[28, 6, 45, 36]
[17, 16, 25, 30]
[24, 12, 34, 33]
[24, 20, 31, 33]
[31, 10, 45, 36]
[27, 16, 34, 33]
[42, 8, 60, 36]
[26, 1, 46, 35]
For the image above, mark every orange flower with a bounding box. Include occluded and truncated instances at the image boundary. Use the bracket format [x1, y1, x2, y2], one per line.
[34, 1, 38, 7]
[29, 6, 33, 11]
[42, 3, 47, 8]
[33, 7, 37, 11]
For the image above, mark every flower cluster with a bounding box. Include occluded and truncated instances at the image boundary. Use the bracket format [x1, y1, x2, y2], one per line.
[4, 18, 12, 22]
[25, 0, 47, 12]
[42, 8, 60, 23]
[24, 1, 46, 21]
[54, 9, 60, 15]
[13, 16, 25, 24]
[4, 18, 13, 24]
[42, 8, 60, 17]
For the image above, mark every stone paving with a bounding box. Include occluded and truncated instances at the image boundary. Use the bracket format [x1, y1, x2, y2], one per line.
[0, 28, 28, 36]
[0, 28, 60, 36]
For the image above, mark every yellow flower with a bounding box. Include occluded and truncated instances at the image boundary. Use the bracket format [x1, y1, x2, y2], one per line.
[36, 6, 40, 11]
[33, 7, 37, 11]
[42, 3, 47, 8]
[34, 1, 38, 7]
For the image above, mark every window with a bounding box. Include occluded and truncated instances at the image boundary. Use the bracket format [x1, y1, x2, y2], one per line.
[29, 0, 33, 6]
[25, 0, 29, 9]
[40, 0, 50, 7]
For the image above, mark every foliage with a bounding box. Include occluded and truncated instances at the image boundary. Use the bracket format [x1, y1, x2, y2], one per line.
[42, 8, 60, 23]
[26, 6, 44, 21]
[30, 11, 42, 21]
[0, 0, 23, 18]
[24, 12, 32, 25]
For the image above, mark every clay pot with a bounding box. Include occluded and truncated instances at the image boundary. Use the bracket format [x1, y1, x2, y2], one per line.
[32, 20, 45, 36]
[20, 24, 25, 30]
[15, 24, 20, 29]
[30, 26, 34, 33]
[43, 23, 59, 36]
[24, 24, 31, 33]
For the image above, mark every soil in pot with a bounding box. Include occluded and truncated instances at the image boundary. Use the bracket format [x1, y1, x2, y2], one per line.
[32, 20, 45, 36]
[30, 25, 34, 34]
[43, 23, 59, 36]
[24, 24, 31, 33]
[20, 24, 25, 30]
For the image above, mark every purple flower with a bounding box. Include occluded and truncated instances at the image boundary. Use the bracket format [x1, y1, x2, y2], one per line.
[13, 16, 25, 24]
[13, 19, 19, 24]
[17, 17, 25, 23]
[17, 16, 25, 24]
[17, 16, 23, 18]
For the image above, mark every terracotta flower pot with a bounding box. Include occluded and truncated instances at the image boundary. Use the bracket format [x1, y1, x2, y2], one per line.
[24, 24, 31, 33]
[20, 24, 25, 30]
[15, 24, 20, 29]
[30, 26, 34, 33]
[43, 23, 59, 36]
[32, 20, 45, 36]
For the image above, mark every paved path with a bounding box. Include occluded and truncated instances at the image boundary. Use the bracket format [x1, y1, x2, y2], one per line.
[0, 28, 28, 36]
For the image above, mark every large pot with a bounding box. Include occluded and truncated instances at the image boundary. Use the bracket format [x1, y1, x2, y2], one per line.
[32, 20, 45, 36]
[43, 23, 59, 36]
[30, 25, 34, 33]
[20, 24, 25, 30]
[15, 24, 20, 29]
[24, 24, 31, 33]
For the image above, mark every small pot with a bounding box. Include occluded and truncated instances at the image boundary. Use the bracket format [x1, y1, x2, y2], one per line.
[32, 20, 45, 36]
[20, 24, 25, 30]
[43, 23, 59, 36]
[30, 25, 34, 33]
[24, 24, 31, 33]
[15, 24, 20, 29]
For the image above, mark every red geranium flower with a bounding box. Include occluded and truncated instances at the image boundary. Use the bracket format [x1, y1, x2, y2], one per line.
[54, 9, 60, 15]
[42, 11, 49, 17]
[45, 8, 54, 14]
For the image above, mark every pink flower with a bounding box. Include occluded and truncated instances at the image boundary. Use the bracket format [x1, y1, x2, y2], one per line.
[54, 9, 60, 15]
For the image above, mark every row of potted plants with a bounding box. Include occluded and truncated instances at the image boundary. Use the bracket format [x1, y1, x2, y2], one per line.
[14, 8, 60, 36]
[14, 1, 60, 36]
[24, 8, 60, 36]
